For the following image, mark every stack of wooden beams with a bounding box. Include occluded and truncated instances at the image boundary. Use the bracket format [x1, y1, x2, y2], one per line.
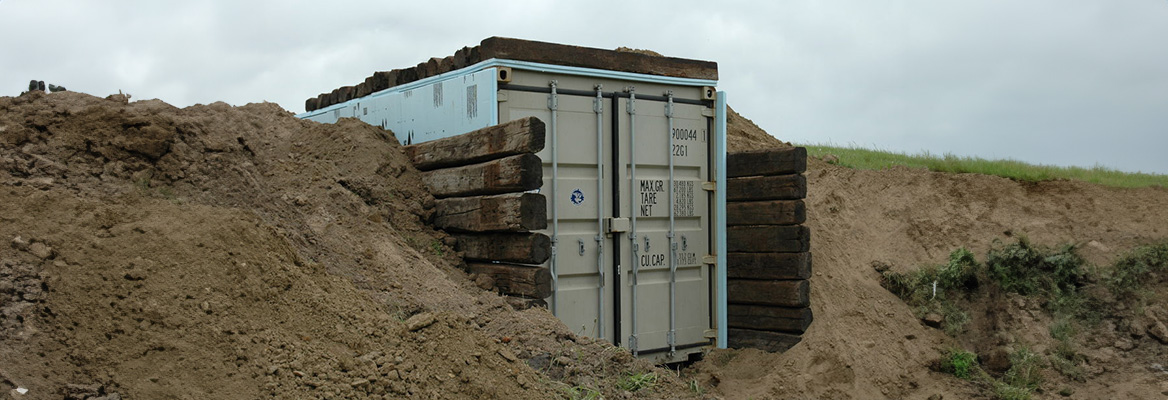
[404, 117, 552, 301]
[305, 36, 718, 112]
[725, 147, 813, 352]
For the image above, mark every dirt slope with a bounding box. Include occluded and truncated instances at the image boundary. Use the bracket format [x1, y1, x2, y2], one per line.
[0, 91, 695, 399]
[692, 122, 1168, 399]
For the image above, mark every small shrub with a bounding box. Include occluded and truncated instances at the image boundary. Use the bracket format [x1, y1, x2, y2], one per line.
[1003, 347, 1042, 390]
[1108, 243, 1168, 298]
[942, 302, 971, 336]
[986, 238, 1085, 297]
[947, 349, 978, 379]
[939, 247, 980, 290]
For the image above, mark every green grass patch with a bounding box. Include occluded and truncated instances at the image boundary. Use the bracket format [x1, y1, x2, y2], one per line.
[617, 371, 658, 392]
[946, 349, 979, 379]
[803, 143, 1168, 188]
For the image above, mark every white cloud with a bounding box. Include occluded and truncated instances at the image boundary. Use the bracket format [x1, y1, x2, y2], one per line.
[1, 0, 1165, 173]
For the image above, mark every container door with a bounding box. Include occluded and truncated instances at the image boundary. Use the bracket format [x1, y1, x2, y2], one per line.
[616, 91, 712, 361]
[502, 82, 617, 341]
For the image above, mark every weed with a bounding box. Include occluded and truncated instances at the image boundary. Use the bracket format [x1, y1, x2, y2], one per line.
[993, 382, 1032, 400]
[986, 238, 1085, 297]
[879, 247, 981, 335]
[563, 385, 601, 400]
[688, 379, 705, 395]
[946, 349, 978, 379]
[429, 239, 445, 256]
[1107, 242, 1168, 298]
[1003, 347, 1042, 390]
[617, 371, 658, 392]
[942, 304, 971, 336]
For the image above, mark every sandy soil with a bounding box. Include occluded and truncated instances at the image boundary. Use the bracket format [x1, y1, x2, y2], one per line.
[0, 91, 697, 400]
[690, 122, 1168, 399]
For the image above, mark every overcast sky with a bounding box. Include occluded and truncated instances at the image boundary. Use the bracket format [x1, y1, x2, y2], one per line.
[2, 1, 1166, 174]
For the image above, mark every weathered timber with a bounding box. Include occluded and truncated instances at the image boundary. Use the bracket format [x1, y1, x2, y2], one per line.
[727, 279, 809, 307]
[727, 174, 807, 201]
[727, 252, 811, 280]
[728, 305, 813, 333]
[305, 97, 319, 113]
[405, 117, 546, 171]
[478, 37, 718, 80]
[422, 152, 544, 197]
[304, 37, 719, 110]
[372, 70, 397, 92]
[727, 147, 807, 177]
[728, 200, 805, 226]
[466, 262, 551, 299]
[728, 328, 803, 353]
[727, 225, 810, 253]
[455, 232, 552, 264]
[420, 153, 542, 198]
[433, 193, 547, 232]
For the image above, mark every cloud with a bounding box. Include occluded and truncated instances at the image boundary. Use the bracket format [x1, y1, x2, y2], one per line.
[1, 0, 1164, 173]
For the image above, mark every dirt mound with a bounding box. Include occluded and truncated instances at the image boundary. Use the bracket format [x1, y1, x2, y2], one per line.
[693, 117, 1168, 398]
[726, 106, 790, 152]
[0, 91, 697, 399]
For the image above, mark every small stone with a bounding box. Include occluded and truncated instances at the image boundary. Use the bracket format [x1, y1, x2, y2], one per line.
[1114, 338, 1136, 351]
[349, 379, 369, 388]
[357, 351, 383, 364]
[28, 242, 54, 260]
[922, 313, 944, 328]
[553, 356, 572, 366]
[822, 154, 840, 164]
[927, 394, 943, 400]
[474, 275, 496, 291]
[405, 312, 436, 332]
[11, 236, 29, 251]
[1149, 320, 1168, 344]
[497, 348, 518, 363]
[267, 366, 280, 376]
[292, 370, 306, 378]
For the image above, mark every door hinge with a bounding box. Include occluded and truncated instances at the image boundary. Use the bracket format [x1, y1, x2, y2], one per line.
[702, 255, 717, 265]
[701, 107, 716, 117]
[701, 181, 716, 192]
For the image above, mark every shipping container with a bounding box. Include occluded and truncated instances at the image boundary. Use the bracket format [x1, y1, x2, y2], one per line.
[298, 38, 728, 364]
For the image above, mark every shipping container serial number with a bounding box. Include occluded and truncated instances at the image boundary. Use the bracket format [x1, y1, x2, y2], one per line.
[670, 127, 703, 158]
[638, 179, 696, 217]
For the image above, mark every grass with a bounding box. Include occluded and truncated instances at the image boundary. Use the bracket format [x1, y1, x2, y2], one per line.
[803, 143, 1168, 188]
[563, 385, 601, 400]
[884, 240, 1168, 398]
[946, 349, 978, 379]
[617, 371, 658, 392]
